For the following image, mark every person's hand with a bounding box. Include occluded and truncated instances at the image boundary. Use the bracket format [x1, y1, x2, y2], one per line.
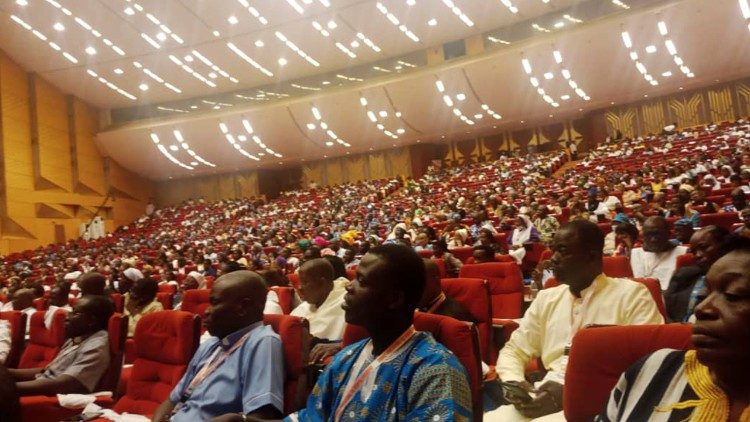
[514, 380, 563, 419]
[502, 380, 535, 405]
[310, 343, 342, 364]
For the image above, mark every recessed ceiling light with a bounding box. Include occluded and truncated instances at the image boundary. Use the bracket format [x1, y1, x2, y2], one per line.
[278, 58, 287, 66]
[554, 21, 565, 28]
[237, 135, 247, 141]
[679, 86, 684, 90]
[190, 105, 198, 109]
[190, 161, 198, 166]
[85, 46, 97, 55]
[350, 40, 360, 48]
[544, 72, 554, 80]
[662, 71, 672, 77]
[407, 0, 416, 5]
[15, 0, 28, 5]
[327, 20, 337, 30]
[213, 30, 220, 37]
[255, 40, 264, 47]
[322, 81, 330, 85]
[208, 72, 217, 79]
[156, 32, 167, 41]
[645, 45, 657, 53]
[427, 18, 437, 26]
[228, 15, 239, 25]
[169, 145, 179, 151]
[307, 123, 316, 130]
[184, 55, 193, 62]
[139, 83, 149, 91]
[124, 7, 135, 15]
[53, 22, 65, 31]
[610, 101, 615, 105]
[644, 94, 649, 97]
[520, 120, 525, 123]
[561, 95, 570, 100]
[456, 93, 466, 101]
[113, 68, 123, 74]
[379, 111, 388, 118]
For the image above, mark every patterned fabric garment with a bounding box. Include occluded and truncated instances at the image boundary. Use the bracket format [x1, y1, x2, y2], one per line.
[287, 331, 472, 422]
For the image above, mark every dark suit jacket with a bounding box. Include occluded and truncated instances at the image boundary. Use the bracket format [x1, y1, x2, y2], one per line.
[664, 265, 704, 323]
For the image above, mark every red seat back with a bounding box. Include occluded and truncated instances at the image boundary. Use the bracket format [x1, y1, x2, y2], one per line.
[441, 278, 493, 364]
[602, 256, 634, 278]
[158, 284, 177, 294]
[270, 287, 295, 315]
[0, 311, 28, 368]
[114, 311, 200, 417]
[33, 298, 48, 311]
[19, 310, 66, 369]
[263, 314, 310, 414]
[416, 249, 434, 258]
[287, 273, 301, 290]
[345, 269, 357, 281]
[111, 293, 124, 313]
[631, 278, 667, 320]
[450, 246, 475, 263]
[459, 263, 524, 320]
[699, 212, 740, 230]
[675, 253, 695, 270]
[564, 324, 692, 422]
[96, 313, 129, 393]
[181, 289, 210, 321]
[433, 258, 448, 278]
[341, 313, 483, 419]
[156, 292, 173, 310]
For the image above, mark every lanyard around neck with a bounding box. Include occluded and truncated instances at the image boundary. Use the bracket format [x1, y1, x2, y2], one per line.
[334, 326, 416, 421]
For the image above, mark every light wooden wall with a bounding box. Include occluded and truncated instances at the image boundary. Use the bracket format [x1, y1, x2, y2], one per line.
[0, 50, 153, 254]
[604, 77, 750, 138]
[154, 170, 259, 207]
[301, 147, 412, 187]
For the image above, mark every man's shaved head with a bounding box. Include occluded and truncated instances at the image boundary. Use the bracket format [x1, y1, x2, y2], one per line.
[79, 272, 107, 296]
[204, 270, 267, 338]
[299, 259, 335, 307]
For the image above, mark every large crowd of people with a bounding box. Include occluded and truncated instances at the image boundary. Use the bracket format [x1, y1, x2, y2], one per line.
[0, 118, 750, 421]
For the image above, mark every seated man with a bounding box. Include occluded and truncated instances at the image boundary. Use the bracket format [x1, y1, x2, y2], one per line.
[123, 276, 163, 337]
[473, 245, 497, 264]
[0, 319, 10, 365]
[486, 220, 664, 421]
[277, 244, 472, 421]
[598, 236, 750, 421]
[630, 216, 689, 291]
[153, 271, 283, 421]
[291, 258, 348, 363]
[419, 259, 476, 323]
[5, 295, 113, 396]
[77, 272, 107, 296]
[0, 289, 35, 335]
[45, 282, 72, 329]
[665, 225, 729, 322]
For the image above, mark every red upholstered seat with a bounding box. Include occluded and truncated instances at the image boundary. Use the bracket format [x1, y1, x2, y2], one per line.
[19, 314, 129, 422]
[416, 249, 434, 258]
[341, 313, 484, 420]
[433, 258, 448, 278]
[602, 256, 634, 278]
[345, 269, 357, 281]
[19, 310, 66, 369]
[675, 253, 695, 270]
[111, 293, 124, 313]
[459, 263, 523, 320]
[158, 284, 177, 294]
[156, 292, 173, 310]
[270, 286, 295, 315]
[0, 310, 27, 368]
[263, 314, 310, 414]
[288, 272, 301, 289]
[440, 278, 493, 364]
[33, 297, 48, 311]
[699, 212, 740, 230]
[564, 324, 693, 422]
[181, 289, 210, 321]
[450, 246, 475, 263]
[113, 311, 201, 417]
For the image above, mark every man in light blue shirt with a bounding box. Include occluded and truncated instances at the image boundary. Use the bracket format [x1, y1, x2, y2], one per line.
[153, 271, 284, 422]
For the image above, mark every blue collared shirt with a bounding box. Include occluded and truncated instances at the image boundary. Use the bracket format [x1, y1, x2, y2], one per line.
[169, 321, 284, 421]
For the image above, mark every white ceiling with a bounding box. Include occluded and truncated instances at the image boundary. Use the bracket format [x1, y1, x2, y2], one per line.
[2, 0, 750, 180]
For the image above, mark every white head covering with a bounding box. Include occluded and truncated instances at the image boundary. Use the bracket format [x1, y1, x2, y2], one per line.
[123, 267, 144, 282]
[511, 214, 534, 246]
[186, 271, 206, 289]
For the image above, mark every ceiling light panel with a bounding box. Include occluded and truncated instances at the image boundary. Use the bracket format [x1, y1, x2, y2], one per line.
[86, 69, 137, 100]
[42, 0, 126, 56]
[375, 2, 420, 43]
[219, 122, 261, 161]
[359, 92, 407, 139]
[172, 130, 215, 167]
[226, 42, 274, 77]
[440, 0, 474, 27]
[149, 133, 194, 170]
[499, 0, 519, 14]
[522, 50, 590, 107]
[275, 31, 320, 67]
[168, 55, 217, 88]
[307, 106, 350, 147]
[236, 0, 269, 25]
[132, 61, 182, 93]
[189, 50, 240, 84]
[122, 0, 184, 48]
[621, 22, 694, 86]
[10, 15, 80, 64]
[434, 76, 501, 125]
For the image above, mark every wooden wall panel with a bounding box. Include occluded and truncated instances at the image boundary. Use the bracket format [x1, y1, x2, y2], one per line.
[343, 155, 365, 183]
[326, 158, 343, 186]
[387, 148, 412, 178]
[368, 153, 387, 180]
[154, 170, 260, 207]
[34, 76, 72, 191]
[73, 99, 105, 194]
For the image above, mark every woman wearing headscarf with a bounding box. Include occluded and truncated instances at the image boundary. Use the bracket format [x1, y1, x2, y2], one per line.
[507, 214, 540, 264]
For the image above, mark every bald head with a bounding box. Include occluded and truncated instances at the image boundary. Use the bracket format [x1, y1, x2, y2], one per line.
[419, 259, 442, 308]
[642, 216, 672, 253]
[300, 258, 334, 282]
[206, 271, 267, 338]
[12, 288, 34, 311]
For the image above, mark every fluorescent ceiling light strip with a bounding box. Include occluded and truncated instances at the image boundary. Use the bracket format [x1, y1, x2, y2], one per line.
[157, 144, 193, 169]
[440, 0, 474, 27]
[227, 43, 273, 77]
[375, 2, 419, 42]
[128, 2, 184, 46]
[172, 130, 215, 167]
[192, 50, 239, 83]
[43, 0, 126, 55]
[741, 0, 750, 19]
[11, 15, 80, 64]
[168, 55, 216, 87]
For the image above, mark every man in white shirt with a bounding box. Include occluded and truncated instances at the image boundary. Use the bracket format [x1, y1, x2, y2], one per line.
[630, 216, 689, 290]
[486, 220, 664, 421]
[290, 258, 348, 363]
[0, 289, 35, 335]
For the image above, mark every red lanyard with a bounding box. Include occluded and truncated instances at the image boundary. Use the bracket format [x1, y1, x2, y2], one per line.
[183, 331, 251, 398]
[334, 326, 416, 421]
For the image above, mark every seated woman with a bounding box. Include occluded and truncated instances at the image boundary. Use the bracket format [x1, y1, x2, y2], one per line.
[613, 222, 640, 259]
[598, 235, 750, 421]
[432, 239, 462, 277]
[507, 215, 540, 264]
[474, 228, 505, 254]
